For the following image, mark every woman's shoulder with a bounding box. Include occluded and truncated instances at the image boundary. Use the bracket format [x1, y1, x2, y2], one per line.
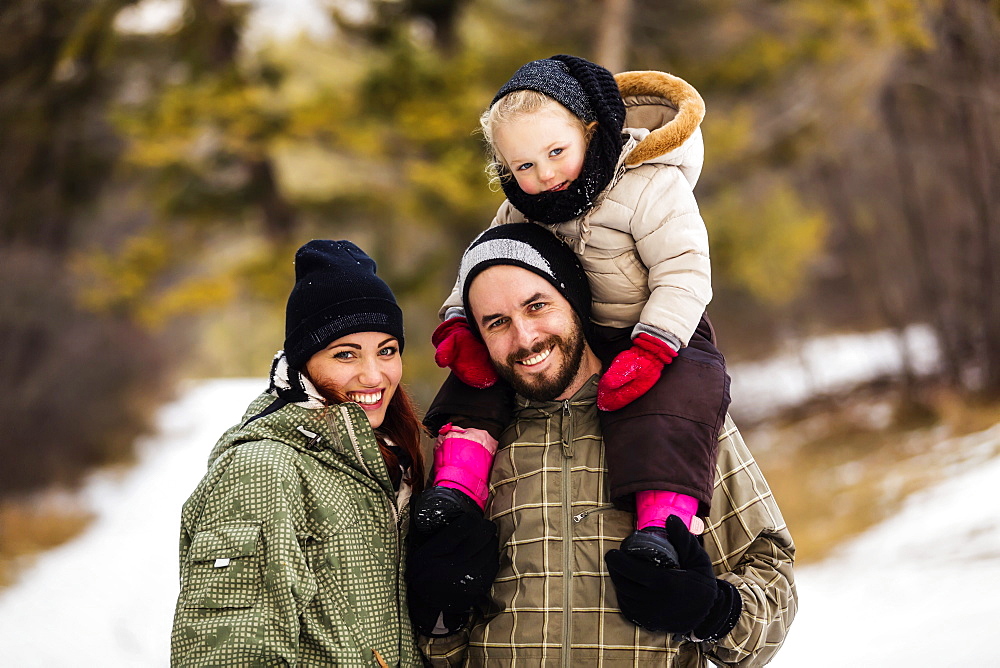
[209, 435, 303, 485]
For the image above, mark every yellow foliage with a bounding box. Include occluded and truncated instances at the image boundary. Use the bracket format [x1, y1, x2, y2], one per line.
[705, 180, 826, 304]
[73, 233, 171, 314]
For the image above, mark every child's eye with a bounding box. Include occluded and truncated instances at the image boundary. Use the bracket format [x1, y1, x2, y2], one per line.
[516, 162, 533, 172]
[550, 148, 563, 157]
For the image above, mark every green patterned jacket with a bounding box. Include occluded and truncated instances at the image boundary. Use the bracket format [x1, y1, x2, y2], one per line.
[171, 392, 421, 667]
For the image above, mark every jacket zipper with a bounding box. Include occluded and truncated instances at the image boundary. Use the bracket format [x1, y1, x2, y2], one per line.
[340, 404, 404, 661]
[572, 505, 615, 523]
[560, 399, 573, 668]
[338, 405, 375, 479]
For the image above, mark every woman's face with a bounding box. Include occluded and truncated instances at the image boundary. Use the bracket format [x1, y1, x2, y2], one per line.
[304, 331, 402, 429]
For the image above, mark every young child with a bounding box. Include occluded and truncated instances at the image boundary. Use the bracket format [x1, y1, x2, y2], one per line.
[417, 55, 730, 569]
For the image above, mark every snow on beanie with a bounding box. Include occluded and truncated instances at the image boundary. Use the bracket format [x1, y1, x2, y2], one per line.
[283, 240, 404, 370]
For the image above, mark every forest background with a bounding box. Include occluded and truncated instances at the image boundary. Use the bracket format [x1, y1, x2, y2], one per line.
[1, 0, 998, 582]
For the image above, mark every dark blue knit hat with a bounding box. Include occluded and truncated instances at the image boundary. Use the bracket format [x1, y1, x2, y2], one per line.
[284, 240, 404, 370]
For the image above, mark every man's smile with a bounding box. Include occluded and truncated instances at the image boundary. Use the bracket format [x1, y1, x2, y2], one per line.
[517, 347, 553, 367]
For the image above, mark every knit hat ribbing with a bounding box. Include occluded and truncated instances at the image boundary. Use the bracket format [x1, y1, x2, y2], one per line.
[457, 223, 591, 334]
[284, 240, 404, 370]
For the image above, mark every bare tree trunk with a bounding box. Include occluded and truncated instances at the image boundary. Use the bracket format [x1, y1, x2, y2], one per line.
[880, 85, 964, 388]
[594, 0, 633, 73]
[815, 160, 922, 389]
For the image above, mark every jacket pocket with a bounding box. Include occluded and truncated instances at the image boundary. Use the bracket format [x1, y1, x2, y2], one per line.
[182, 522, 262, 610]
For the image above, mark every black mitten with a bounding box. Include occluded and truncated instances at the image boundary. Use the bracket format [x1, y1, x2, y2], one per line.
[605, 516, 741, 638]
[407, 507, 500, 636]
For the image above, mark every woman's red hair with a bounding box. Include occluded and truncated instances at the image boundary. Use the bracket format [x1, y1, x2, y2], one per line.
[376, 385, 425, 495]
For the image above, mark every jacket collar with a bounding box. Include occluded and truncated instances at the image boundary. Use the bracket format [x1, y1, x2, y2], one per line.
[211, 391, 398, 498]
[513, 374, 600, 416]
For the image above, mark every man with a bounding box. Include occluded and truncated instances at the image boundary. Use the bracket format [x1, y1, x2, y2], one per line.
[409, 224, 797, 666]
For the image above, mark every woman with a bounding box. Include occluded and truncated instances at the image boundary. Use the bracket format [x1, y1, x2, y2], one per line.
[171, 240, 425, 667]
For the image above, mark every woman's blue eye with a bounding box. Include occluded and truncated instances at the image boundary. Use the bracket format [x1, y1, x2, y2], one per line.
[379, 346, 398, 356]
[333, 350, 354, 360]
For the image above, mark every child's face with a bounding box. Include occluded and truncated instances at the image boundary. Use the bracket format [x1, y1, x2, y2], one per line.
[494, 102, 593, 195]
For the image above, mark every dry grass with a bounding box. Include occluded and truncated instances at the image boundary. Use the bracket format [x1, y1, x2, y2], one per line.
[0, 496, 94, 589]
[748, 384, 1000, 565]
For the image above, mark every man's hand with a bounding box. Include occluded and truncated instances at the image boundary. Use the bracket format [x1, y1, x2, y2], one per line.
[605, 516, 742, 640]
[407, 508, 500, 637]
[597, 332, 677, 411]
[432, 316, 499, 389]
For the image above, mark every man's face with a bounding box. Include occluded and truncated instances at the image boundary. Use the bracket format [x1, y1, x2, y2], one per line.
[468, 264, 590, 401]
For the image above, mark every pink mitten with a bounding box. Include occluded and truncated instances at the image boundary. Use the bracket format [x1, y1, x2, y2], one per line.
[597, 332, 677, 411]
[432, 316, 499, 389]
[431, 424, 499, 510]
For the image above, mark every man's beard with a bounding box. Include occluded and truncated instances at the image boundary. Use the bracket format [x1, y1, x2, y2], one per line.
[492, 322, 586, 402]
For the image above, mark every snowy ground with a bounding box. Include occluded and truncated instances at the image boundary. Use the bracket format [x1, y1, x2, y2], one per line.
[0, 328, 997, 667]
[0, 378, 267, 667]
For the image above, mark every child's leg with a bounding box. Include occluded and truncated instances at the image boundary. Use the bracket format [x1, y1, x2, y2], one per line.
[598, 313, 730, 517]
[414, 373, 514, 533]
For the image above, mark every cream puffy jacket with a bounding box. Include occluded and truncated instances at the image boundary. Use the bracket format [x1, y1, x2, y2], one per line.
[443, 70, 710, 349]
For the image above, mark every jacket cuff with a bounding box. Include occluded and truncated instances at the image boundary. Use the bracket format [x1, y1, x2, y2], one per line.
[690, 580, 742, 643]
[631, 322, 681, 353]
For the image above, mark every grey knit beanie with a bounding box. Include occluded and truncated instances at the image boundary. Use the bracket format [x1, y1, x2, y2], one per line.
[457, 223, 592, 334]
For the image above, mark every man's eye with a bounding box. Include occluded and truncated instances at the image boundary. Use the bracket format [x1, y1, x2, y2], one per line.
[528, 302, 546, 311]
[516, 163, 532, 171]
[487, 317, 508, 329]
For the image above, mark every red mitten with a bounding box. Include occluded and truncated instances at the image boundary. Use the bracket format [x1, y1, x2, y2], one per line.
[597, 332, 678, 411]
[432, 316, 499, 389]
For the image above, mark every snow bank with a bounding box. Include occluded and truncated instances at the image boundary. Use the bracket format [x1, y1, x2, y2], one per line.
[771, 421, 1000, 666]
[0, 378, 265, 667]
[730, 325, 939, 422]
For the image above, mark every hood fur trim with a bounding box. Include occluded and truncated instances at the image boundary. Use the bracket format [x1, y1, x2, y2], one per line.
[615, 70, 705, 166]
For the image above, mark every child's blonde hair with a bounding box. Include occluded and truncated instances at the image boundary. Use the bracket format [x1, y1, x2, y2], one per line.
[479, 90, 595, 189]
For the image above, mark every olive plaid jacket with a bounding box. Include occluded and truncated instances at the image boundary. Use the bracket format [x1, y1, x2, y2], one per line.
[171, 392, 421, 667]
[421, 376, 796, 667]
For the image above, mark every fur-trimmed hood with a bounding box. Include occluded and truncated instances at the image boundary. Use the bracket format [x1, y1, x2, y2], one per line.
[615, 70, 705, 184]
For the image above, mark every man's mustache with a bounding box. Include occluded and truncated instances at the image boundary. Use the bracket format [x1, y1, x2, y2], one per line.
[505, 337, 561, 367]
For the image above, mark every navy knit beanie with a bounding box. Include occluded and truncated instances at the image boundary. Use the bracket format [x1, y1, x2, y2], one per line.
[457, 223, 592, 334]
[284, 240, 404, 370]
